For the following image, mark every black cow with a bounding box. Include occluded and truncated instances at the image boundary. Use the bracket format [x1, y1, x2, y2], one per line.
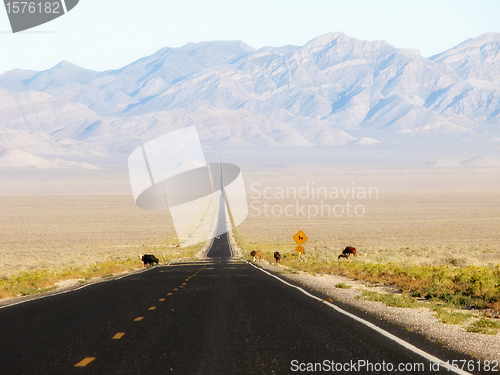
[274, 251, 281, 263]
[141, 254, 159, 267]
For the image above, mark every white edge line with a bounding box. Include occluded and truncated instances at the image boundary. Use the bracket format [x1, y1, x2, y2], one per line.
[0, 266, 158, 310]
[248, 262, 473, 375]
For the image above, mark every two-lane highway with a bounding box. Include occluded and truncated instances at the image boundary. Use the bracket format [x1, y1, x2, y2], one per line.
[0, 231, 479, 374]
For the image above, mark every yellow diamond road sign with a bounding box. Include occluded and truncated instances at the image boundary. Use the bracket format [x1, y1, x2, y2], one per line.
[293, 230, 308, 245]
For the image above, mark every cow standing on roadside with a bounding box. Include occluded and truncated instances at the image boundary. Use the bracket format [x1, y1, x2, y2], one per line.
[338, 247, 356, 260]
[141, 254, 159, 267]
[274, 251, 281, 263]
[250, 250, 262, 262]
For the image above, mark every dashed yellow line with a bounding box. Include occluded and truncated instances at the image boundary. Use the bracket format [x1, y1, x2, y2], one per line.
[73, 267, 210, 370]
[75, 357, 95, 367]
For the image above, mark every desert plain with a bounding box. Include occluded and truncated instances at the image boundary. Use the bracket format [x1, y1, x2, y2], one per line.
[237, 169, 500, 268]
[1, 163, 498, 277]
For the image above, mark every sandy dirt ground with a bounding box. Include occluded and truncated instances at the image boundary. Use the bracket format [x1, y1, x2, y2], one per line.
[0, 194, 177, 277]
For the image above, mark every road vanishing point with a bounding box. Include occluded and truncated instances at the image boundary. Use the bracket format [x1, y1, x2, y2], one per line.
[0, 189, 481, 374]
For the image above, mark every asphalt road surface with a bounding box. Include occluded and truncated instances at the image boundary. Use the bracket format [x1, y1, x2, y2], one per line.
[0, 234, 482, 374]
[0, 194, 482, 374]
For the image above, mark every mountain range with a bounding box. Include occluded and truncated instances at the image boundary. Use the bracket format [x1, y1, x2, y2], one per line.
[0, 32, 499, 167]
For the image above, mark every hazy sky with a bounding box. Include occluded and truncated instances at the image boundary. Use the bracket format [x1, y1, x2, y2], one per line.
[0, 0, 499, 73]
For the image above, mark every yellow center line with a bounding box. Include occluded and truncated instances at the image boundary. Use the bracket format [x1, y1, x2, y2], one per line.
[182, 283, 186, 285]
[112, 332, 125, 339]
[179, 286, 183, 288]
[159, 298, 165, 301]
[134, 317, 144, 321]
[174, 288, 178, 291]
[167, 293, 172, 296]
[75, 357, 95, 367]
[149, 306, 156, 310]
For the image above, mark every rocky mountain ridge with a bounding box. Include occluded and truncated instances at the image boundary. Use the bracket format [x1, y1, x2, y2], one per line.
[0, 32, 499, 165]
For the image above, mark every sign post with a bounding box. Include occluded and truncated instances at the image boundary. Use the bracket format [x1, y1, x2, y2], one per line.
[293, 230, 308, 262]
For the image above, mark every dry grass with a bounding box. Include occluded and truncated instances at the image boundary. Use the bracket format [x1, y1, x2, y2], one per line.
[0, 261, 141, 298]
[466, 317, 500, 335]
[432, 306, 474, 325]
[357, 290, 425, 308]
